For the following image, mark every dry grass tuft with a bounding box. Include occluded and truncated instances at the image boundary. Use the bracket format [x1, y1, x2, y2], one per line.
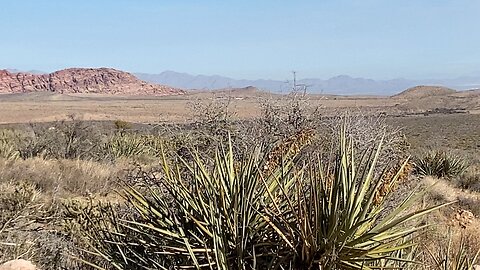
[0, 158, 128, 196]
[0, 158, 130, 269]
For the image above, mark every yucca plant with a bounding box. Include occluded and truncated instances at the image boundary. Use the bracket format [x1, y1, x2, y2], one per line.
[0, 130, 21, 161]
[0, 140, 20, 161]
[414, 151, 468, 178]
[83, 138, 295, 269]
[105, 133, 163, 159]
[82, 130, 449, 269]
[262, 132, 451, 269]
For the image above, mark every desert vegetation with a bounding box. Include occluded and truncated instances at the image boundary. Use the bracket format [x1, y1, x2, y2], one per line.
[0, 95, 479, 269]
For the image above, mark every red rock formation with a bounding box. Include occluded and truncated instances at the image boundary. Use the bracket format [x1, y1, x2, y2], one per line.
[0, 68, 185, 95]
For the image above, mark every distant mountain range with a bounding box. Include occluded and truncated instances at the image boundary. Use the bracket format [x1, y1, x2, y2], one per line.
[5, 68, 479, 95]
[135, 71, 480, 95]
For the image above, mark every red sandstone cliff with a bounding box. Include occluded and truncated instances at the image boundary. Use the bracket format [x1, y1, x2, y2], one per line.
[0, 68, 184, 95]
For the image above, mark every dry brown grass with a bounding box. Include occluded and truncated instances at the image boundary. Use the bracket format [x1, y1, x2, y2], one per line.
[0, 158, 129, 196]
[406, 175, 480, 268]
[0, 157, 134, 269]
[423, 176, 480, 218]
[383, 113, 480, 268]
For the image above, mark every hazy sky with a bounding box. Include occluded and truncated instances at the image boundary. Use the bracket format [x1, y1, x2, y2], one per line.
[1, 0, 479, 80]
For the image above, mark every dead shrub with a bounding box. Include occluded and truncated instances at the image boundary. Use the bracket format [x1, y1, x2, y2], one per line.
[18, 115, 103, 160]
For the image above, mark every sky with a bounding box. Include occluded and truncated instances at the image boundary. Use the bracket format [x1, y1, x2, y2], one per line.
[1, 0, 479, 80]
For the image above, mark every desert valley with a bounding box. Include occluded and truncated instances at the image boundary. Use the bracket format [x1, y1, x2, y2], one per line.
[0, 67, 479, 269]
[2, 1, 480, 269]
[1, 68, 479, 124]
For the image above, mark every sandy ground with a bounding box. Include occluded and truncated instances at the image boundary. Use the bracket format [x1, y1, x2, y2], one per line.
[0, 92, 398, 124]
[0, 90, 478, 124]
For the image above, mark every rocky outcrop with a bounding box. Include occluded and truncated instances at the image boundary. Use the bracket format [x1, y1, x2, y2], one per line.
[0, 68, 185, 95]
[0, 259, 36, 270]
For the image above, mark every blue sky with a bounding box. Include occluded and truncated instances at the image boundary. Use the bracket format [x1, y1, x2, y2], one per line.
[1, 0, 479, 80]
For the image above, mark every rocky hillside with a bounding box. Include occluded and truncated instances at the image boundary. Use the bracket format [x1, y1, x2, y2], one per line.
[392, 85, 456, 99]
[0, 68, 184, 95]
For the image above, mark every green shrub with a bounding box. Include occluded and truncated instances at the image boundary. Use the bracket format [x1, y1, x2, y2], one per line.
[414, 151, 468, 178]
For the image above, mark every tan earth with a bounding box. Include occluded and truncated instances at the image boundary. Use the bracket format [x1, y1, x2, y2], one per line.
[0, 84, 478, 124]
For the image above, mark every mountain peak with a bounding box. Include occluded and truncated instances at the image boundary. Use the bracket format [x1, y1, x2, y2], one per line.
[330, 74, 353, 80]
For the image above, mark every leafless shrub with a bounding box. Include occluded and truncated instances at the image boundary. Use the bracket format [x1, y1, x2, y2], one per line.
[17, 115, 103, 160]
[0, 171, 124, 269]
[259, 93, 320, 142]
[189, 95, 236, 137]
[318, 111, 409, 166]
